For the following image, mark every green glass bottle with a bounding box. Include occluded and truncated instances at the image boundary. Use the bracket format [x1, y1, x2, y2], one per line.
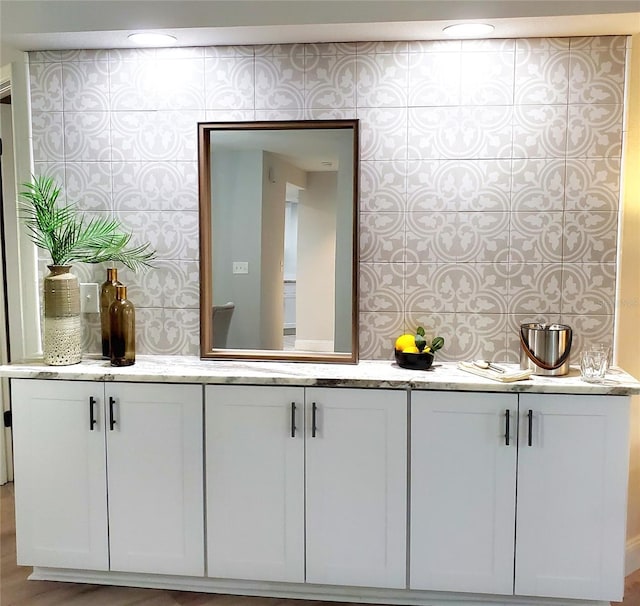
[100, 267, 122, 358]
[109, 285, 135, 367]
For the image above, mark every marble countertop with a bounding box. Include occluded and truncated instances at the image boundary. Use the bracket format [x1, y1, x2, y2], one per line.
[1, 356, 640, 395]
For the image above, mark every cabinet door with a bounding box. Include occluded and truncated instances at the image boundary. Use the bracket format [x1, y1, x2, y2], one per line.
[515, 394, 630, 601]
[11, 379, 108, 570]
[305, 387, 407, 588]
[410, 391, 517, 595]
[206, 385, 304, 582]
[106, 383, 204, 576]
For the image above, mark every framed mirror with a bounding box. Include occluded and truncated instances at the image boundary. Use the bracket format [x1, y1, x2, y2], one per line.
[198, 119, 359, 363]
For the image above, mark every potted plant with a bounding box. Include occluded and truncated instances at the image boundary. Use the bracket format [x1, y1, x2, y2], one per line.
[19, 175, 156, 365]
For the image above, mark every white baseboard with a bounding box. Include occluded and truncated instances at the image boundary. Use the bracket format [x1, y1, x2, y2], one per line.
[30, 567, 609, 606]
[626, 535, 640, 575]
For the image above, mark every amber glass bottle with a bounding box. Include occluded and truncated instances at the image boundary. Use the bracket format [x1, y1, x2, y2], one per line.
[109, 285, 135, 367]
[100, 268, 122, 358]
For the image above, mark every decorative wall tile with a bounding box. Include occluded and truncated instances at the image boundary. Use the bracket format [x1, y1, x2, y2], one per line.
[453, 313, 508, 362]
[360, 160, 406, 212]
[204, 57, 254, 110]
[162, 309, 200, 355]
[65, 162, 113, 211]
[112, 161, 198, 211]
[359, 263, 404, 312]
[358, 107, 407, 161]
[357, 41, 408, 54]
[405, 263, 509, 314]
[160, 261, 200, 308]
[33, 163, 66, 195]
[29, 63, 63, 111]
[460, 52, 515, 105]
[570, 36, 627, 51]
[358, 311, 404, 360]
[509, 263, 563, 314]
[561, 314, 615, 356]
[255, 55, 305, 110]
[205, 45, 254, 58]
[461, 39, 515, 52]
[514, 51, 569, 104]
[356, 53, 408, 108]
[111, 110, 202, 162]
[359, 213, 404, 263]
[510, 212, 564, 263]
[563, 211, 618, 263]
[408, 106, 512, 159]
[63, 111, 111, 161]
[156, 58, 205, 110]
[564, 158, 620, 210]
[516, 39, 571, 52]
[305, 55, 356, 109]
[31, 112, 64, 161]
[566, 104, 623, 157]
[511, 158, 565, 211]
[62, 61, 110, 111]
[109, 58, 158, 110]
[569, 48, 626, 104]
[27, 35, 627, 362]
[512, 105, 567, 158]
[306, 42, 357, 56]
[408, 40, 461, 53]
[408, 52, 460, 107]
[406, 212, 509, 262]
[404, 311, 457, 361]
[407, 159, 511, 212]
[561, 263, 616, 315]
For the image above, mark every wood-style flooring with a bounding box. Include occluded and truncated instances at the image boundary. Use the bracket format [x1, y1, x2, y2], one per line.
[2, 482, 640, 606]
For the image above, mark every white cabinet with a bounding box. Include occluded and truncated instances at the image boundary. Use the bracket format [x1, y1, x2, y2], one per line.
[410, 391, 630, 603]
[205, 385, 305, 582]
[514, 394, 629, 601]
[305, 387, 406, 588]
[205, 386, 407, 589]
[410, 391, 517, 595]
[11, 379, 204, 576]
[12, 380, 109, 570]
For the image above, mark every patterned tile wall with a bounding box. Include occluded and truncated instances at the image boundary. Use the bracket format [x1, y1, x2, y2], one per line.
[28, 35, 627, 361]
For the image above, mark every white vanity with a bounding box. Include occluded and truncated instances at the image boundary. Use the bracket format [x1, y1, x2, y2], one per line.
[2, 357, 639, 606]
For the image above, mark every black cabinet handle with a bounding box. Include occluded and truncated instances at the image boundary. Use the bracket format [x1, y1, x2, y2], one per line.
[109, 397, 116, 430]
[89, 397, 97, 431]
[504, 409, 510, 446]
[527, 409, 533, 446]
[311, 402, 317, 437]
[290, 402, 296, 437]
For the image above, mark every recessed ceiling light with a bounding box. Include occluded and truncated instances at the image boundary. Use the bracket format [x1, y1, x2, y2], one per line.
[128, 32, 177, 46]
[442, 23, 495, 37]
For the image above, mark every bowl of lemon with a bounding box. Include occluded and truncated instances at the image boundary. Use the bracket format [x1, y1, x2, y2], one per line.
[394, 327, 444, 370]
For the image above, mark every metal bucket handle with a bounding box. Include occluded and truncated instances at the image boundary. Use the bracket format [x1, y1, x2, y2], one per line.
[519, 325, 573, 371]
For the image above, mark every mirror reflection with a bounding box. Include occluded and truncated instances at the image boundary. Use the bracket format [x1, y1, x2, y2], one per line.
[199, 120, 359, 363]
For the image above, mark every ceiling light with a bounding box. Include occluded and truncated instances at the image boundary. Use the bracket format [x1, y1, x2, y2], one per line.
[442, 23, 495, 37]
[128, 32, 177, 46]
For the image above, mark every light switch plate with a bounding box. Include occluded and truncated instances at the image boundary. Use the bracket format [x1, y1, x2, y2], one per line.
[80, 283, 100, 313]
[233, 261, 249, 274]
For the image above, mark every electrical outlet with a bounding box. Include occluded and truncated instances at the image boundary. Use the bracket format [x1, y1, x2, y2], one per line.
[80, 283, 100, 313]
[232, 261, 249, 274]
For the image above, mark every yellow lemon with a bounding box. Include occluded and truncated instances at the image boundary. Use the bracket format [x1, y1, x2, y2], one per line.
[394, 334, 416, 351]
[403, 346, 420, 353]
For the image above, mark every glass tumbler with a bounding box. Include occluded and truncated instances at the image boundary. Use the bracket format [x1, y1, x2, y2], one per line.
[580, 349, 608, 383]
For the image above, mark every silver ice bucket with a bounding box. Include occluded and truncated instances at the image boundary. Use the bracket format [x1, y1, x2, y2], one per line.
[520, 323, 573, 376]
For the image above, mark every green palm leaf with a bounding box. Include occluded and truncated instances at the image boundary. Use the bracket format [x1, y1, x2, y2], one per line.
[19, 175, 156, 270]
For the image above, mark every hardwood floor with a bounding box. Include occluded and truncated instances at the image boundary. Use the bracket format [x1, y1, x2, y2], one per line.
[2, 481, 640, 606]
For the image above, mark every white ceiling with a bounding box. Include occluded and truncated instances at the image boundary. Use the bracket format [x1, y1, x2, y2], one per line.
[2, 0, 640, 62]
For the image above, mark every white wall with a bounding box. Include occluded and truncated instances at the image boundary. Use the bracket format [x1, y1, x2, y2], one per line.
[297, 172, 337, 351]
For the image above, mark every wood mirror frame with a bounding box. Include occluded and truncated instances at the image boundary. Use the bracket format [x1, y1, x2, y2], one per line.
[198, 119, 359, 363]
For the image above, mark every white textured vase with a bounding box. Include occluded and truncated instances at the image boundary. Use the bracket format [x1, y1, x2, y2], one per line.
[43, 265, 82, 365]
